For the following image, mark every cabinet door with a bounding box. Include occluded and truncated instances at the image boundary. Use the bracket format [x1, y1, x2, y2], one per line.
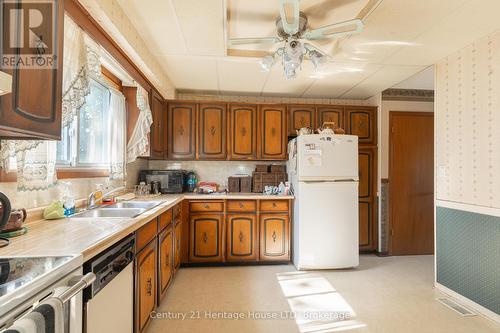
[226, 214, 258, 261]
[358, 149, 375, 200]
[259, 214, 290, 261]
[168, 102, 196, 159]
[174, 221, 181, 271]
[189, 214, 223, 262]
[150, 91, 166, 159]
[136, 239, 157, 333]
[260, 105, 287, 160]
[317, 106, 344, 130]
[345, 106, 377, 145]
[229, 104, 257, 160]
[0, 0, 64, 139]
[358, 148, 377, 252]
[288, 105, 315, 136]
[359, 201, 372, 249]
[158, 226, 173, 304]
[197, 103, 227, 159]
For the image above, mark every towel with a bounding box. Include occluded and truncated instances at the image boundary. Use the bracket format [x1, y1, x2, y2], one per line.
[33, 297, 64, 333]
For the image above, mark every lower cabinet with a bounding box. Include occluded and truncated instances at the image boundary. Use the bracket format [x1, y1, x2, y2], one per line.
[226, 214, 258, 261]
[158, 225, 173, 303]
[174, 221, 182, 270]
[259, 214, 290, 261]
[189, 214, 224, 262]
[136, 238, 157, 333]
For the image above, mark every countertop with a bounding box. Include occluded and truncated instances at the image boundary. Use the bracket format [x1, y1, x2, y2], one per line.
[0, 193, 293, 261]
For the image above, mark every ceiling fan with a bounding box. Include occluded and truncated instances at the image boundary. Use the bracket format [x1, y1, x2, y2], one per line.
[228, 0, 364, 79]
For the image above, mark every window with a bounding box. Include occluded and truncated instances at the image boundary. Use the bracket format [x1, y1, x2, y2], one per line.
[57, 79, 111, 168]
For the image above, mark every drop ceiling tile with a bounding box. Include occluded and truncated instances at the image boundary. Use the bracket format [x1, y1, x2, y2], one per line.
[160, 56, 219, 91]
[261, 61, 316, 97]
[217, 58, 269, 94]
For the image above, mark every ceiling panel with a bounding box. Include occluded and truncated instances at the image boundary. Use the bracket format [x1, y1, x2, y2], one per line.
[217, 58, 269, 94]
[392, 66, 435, 90]
[160, 56, 219, 91]
[261, 61, 316, 96]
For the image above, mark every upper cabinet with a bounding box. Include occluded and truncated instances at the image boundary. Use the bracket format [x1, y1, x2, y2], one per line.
[229, 104, 257, 160]
[288, 105, 315, 136]
[0, 0, 64, 139]
[345, 106, 377, 145]
[150, 91, 166, 159]
[168, 102, 196, 160]
[197, 103, 227, 160]
[259, 105, 287, 160]
[317, 106, 344, 130]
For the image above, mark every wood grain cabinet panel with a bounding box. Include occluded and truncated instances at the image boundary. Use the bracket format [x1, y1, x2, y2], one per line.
[0, 0, 64, 139]
[226, 200, 257, 212]
[345, 107, 377, 145]
[150, 91, 166, 159]
[229, 104, 257, 160]
[197, 103, 227, 159]
[358, 201, 371, 248]
[358, 150, 375, 199]
[158, 226, 173, 303]
[288, 105, 316, 136]
[317, 106, 344, 130]
[260, 105, 287, 160]
[358, 147, 377, 252]
[136, 239, 157, 333]
[259, 214, 289, 261]
[189, 214, 223, 262]
[226, 214, 258, 261]
[174, 222, 182, 271]
[168, 102, 196, 159]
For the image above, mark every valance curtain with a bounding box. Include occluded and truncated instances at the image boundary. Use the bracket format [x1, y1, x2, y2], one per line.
[126, 86, 153, 163]
[108, 90, 127, 180]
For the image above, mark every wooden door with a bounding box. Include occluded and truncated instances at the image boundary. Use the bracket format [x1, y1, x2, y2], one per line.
[389, 112, 434, 255]
[358, 148, 377, 251]
[259, 214, 289, 261]
[317, 106, 344, 130]
[136, 239, 157, 333]
[189, 214, 223, 262]
[197, 103, 227, 159]
[229, 104, 257, 160]
[150, 91, 165, 159]
[288, 105, 315, 136]
[345, 106, 377, 145]
[168, 102, 196, 159]
[174, 221, 181, 270]
[158, 226, 173, 303]
[226, 214, 258, 261]
[0, 0, 64, 139]
[259, 105, 287, 160]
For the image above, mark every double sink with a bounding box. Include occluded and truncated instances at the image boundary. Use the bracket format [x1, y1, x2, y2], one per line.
[71, 201, 163, 219]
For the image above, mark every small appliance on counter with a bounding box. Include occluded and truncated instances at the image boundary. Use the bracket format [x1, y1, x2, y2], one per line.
[139, 170, 186, 193]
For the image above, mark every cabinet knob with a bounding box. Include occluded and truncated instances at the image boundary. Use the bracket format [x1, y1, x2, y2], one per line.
[272, 202, 277, 208]
[202, 232, 208, 243]
[165, 254, 169, 266]
[239, 231, 244, 243]
[239, 202, 244, 208]
[272, 231, 277, 243]
[146, 278, 152, 296]
[203, 204, 209, 209]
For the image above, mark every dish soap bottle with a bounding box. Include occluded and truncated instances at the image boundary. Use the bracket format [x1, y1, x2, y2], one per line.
[61, 181, 75, 216]
[185, 171, 197, 192]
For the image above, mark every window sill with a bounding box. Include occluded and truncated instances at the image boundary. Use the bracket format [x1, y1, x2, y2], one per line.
[0, 168, 110, 183]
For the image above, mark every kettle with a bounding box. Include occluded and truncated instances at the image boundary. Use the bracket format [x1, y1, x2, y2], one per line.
[0, 192, 11, 232]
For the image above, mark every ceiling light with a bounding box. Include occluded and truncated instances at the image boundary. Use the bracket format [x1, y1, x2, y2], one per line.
[309, 50, 327, 71]
[259, 55, 274, 72]
[0, 71, 12, 96]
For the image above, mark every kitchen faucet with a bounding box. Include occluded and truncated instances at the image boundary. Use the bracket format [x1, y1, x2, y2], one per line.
[87, 186, 125, 210]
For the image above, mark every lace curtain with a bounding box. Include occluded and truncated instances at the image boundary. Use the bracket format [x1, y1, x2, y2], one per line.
[108, 90, 126, 180]
[126, 86, 153, 163]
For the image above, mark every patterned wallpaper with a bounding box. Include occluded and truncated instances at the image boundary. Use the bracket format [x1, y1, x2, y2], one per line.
[436, 31, 500, 209]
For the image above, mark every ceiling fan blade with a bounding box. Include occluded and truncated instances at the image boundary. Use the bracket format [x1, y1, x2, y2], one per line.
[228, 37, 281, 46]
[279, 0, 300, 35]
[303, 18, 364, 40]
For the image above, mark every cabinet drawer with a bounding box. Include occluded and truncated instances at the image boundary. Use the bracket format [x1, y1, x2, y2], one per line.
[158, 209, 173, 231]
[227, 200, 257, 212]
[190, 201, 224, 212]
[137, 219, 158, 251]
[260, 200, 289, 212]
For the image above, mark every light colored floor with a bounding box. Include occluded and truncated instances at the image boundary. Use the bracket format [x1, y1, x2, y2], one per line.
[148, 255, 500, 333]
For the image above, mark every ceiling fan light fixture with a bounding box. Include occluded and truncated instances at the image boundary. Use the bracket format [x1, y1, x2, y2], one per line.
[259, 55, 275, 72]
[309, 50, 327, 71]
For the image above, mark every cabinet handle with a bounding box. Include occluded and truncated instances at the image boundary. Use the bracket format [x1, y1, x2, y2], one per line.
[272, 202, 277, 208]
[203, 204, 209, 209]
[202, 232, 208, 243]
[146, 278, 152, 296]
[239, 231, 244, 243]
[239, 202, 244, 208]
[272, 231, 277, 243]
[179, 125, 184, 135]
[165, 254, 169, 266]
[241, 127, 247, 136]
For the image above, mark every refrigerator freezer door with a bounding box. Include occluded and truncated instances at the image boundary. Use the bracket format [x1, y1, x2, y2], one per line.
[294, 181, 359, 269]
[297, 134, 358, 181]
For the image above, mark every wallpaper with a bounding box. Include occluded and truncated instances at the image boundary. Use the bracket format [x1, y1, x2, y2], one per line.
[435, 31, 500, 209]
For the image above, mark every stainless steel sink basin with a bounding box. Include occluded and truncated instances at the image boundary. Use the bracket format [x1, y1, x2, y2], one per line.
[71, 208, 146, 219]
[103, 201, 163, 210]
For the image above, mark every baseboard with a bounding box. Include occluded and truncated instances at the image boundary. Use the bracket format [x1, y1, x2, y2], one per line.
[375, 251, 390, 257]
[435, 283, 500, 324]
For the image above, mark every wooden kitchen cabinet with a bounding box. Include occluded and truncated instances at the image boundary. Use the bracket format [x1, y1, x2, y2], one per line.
[358, 148, 377, 251]
[197, 103, 227, 159]
[345, 106, 377, 145]
[150, 91, 166, 159]
[226, 214, 258, 261]
[136, 239, 157, 333]
[158, 225, 173, 303]
[259, 214, 290, 261]
[174, 219, 182, 271]
[317, 106, 344, 130]
[189, 213, 224, 262]
[229, 104, 258, 160]
[288, 105, 316, 136]
[259, 105, 287, 160]
[168, 102, 196, 159]
[0, 0, 64, 139]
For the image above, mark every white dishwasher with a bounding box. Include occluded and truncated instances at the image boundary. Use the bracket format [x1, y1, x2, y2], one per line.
[84, 234, 135, 333]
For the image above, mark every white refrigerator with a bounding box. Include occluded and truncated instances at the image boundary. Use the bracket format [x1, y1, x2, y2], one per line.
[288, 134, 359, 270]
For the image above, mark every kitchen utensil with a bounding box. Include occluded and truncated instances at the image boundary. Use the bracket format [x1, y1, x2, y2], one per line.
[296, 127, 313, 136]
[0, 192, 12, 247]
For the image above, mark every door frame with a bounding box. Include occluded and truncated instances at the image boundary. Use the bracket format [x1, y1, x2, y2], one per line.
[388, 111, 434, 255]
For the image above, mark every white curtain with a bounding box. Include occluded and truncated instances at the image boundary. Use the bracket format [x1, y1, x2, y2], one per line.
[108, 90, 126, 180]
[126, 86, 153, 163]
